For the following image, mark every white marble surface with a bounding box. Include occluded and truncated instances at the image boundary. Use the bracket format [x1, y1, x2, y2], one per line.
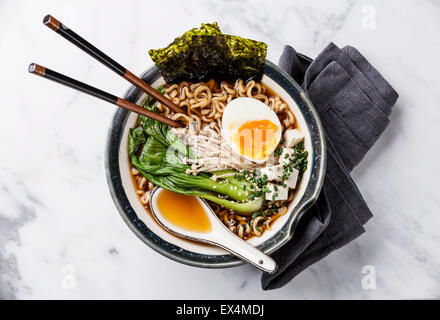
[1, 0, 440, 299]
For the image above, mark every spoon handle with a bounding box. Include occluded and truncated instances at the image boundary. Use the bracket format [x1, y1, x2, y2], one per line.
[213, 230, 278, 274]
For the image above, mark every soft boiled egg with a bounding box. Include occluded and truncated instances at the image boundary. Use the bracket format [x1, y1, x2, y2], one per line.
[221, 97, 282, 162]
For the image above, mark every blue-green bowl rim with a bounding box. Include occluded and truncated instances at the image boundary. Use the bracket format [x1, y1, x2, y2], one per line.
[104, 60, 327, 269]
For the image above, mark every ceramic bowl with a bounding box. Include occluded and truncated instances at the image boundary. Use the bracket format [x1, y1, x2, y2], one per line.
[105, 60, 326, 269]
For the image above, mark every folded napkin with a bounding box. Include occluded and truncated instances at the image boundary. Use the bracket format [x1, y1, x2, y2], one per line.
[261, 43, 398, 290]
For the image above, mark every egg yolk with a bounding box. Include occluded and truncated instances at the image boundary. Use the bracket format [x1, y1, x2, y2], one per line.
[232, 120, 278, 160]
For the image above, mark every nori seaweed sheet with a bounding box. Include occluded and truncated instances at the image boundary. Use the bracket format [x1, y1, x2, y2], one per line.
[148, 23, 267, 84]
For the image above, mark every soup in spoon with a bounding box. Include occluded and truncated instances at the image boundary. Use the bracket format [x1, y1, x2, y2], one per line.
[156, 189, 212, 233]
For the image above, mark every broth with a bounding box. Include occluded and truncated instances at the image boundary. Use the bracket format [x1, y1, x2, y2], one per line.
[156, 189, 212, 233]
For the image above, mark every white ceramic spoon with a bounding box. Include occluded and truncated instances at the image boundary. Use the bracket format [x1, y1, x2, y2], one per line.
[149, 187, 278, 274]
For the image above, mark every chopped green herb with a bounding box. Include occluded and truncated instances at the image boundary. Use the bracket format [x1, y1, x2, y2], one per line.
[274, 148, 283, 157]
[252, 211, 266, 219]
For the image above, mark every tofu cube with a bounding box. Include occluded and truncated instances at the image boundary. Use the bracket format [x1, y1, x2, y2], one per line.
[265, 183, 289, 201]
[279, 148, 295, 166]
[257, 161, 301, 190]
[283, 129, 304, 148]
[284, 167, 299, 189]
[256, 165, 283, 181]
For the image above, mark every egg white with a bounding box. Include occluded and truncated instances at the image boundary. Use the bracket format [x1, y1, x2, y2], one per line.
[221, 97, 282, 163]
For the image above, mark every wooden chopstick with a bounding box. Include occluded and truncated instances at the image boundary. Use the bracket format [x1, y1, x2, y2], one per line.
[28, 63, 183, 128]
[43, 14, 185, 114]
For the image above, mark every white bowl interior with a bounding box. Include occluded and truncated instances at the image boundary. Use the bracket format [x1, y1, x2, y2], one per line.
[118, 75, 312, 255]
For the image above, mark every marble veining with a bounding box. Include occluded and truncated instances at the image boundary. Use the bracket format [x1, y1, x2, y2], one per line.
[0, 0, 439, 299]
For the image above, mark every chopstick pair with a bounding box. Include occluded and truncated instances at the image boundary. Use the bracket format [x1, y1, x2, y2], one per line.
[29, 15, 184, 128]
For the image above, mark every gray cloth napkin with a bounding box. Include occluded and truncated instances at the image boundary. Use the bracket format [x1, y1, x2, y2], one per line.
[261, 43, 398, 290]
